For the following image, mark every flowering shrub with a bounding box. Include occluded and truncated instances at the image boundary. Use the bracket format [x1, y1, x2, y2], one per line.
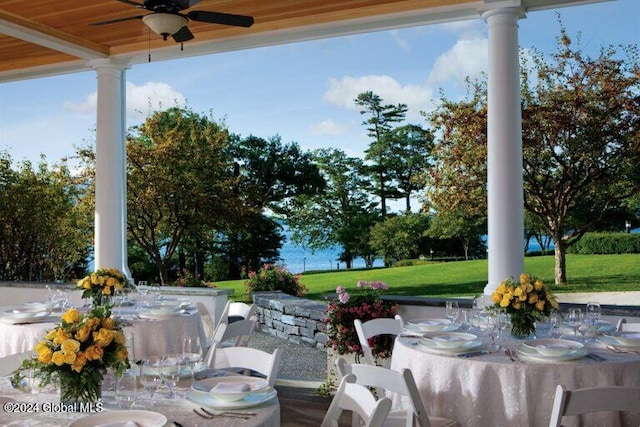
[15, 306, 130, 404]
[77, 268, 130, 306]
[244, 264, 307, 297]
[175, 268, 215, 288]
[324, 280, 398, 358]
[491, 273, 559, 336]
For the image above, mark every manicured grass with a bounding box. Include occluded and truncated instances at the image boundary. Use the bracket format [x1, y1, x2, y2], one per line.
[214, 254, 640, 301]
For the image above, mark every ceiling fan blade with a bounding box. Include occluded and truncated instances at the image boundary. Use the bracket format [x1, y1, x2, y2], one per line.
[172, 26, 194, 42]
[116, 0, 145, 7]
[187, 10, 254, 28]
[90, 15, 144, 26]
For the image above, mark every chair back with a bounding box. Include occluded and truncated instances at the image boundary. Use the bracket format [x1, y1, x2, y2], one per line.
[0, 352, 26, 377]
[354, 317, 403, 366]
[216, 300, 257, 327]
[321, 373, 392, 427]
[616, 318, 640, 332]
[194, 301, 215, 339]
[548, 384, 640, 427]
[336, 358, 434, 427]
[204, 342, 282, 387]
[212, 315, 257, 347]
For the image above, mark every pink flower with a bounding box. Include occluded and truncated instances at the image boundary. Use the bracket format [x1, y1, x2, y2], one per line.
[338, 291, 350, 304]
[336, 286, 345, 294]
[357, 280, 366, 288]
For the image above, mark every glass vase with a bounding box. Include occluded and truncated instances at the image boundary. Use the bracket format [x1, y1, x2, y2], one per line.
[510, 314, 536, 339]
[59, 375, 102, 412]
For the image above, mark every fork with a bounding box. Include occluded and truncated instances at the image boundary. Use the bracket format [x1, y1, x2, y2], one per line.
[200, 407, 256, 418]
[193, 408, 250, 420]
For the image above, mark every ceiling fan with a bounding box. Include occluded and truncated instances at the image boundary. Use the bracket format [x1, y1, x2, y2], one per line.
[91, 0, 254, 43]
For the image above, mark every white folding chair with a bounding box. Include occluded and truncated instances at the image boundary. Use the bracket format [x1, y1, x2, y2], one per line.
[0, 352, 26, 377]
[336, 358, 459, 427]
[548, 384, 640, 427]
[195, 301, 215, 340]
[354, 317, 403, 366]
[616, 318, 640, 332]
[322, 373, 392, 427]
[203, 315, 257, 359]
[203, 342, 282, 387]
[216, 300, 257, 327]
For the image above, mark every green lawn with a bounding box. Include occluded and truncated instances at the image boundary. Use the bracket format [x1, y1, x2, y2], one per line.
[215, 254, 640, 301]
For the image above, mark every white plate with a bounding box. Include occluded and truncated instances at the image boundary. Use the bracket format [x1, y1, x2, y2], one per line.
[418, 338, 484, 355]
[421, 332, 478, 349]
[516, 343, 588, 362]
[405, 319, 460, 333]
[603, 332, 640, 347]
[0, 310, 52, 324]
[187, 386, 277, 410]
[69, 410, 167, 427]
[137, 310, 182, 320]
[193, 376, 269, 393]
[522, 339, 584, 357]
[599, 334, 640, 350]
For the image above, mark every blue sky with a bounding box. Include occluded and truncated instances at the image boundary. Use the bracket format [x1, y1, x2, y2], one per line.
[0, 0, 638, 169]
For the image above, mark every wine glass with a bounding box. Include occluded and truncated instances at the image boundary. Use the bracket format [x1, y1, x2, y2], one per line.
[139, 357, 163, 403]
[182, 336, 202, 374]
[160, 355, 182, 399]
[485, 313, 500, 350]
[115, 369, 138, 409]
[445, 300, 460, 324]
[577, 315, 592, 343]
[586, 301, 601, 326]
[565, 308, 583, 339]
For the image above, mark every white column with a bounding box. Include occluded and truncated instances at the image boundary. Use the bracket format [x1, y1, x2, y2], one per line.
[482, 5, 525, 295]
[90, 59, 129, 276]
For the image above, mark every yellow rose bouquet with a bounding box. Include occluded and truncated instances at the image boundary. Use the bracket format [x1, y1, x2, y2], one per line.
[14, 306, 130, 407]
[77, 268, 129, 307]
[491, 273, 559, 337]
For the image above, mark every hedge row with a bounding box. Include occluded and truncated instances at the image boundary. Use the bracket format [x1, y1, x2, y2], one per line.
[568, 232, 640, 254]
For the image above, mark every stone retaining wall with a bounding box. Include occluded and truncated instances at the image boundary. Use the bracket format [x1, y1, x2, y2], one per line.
[251, 291, 328, 350]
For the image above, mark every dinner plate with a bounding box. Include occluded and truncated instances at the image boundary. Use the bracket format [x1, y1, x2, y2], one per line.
[516, 343, 588, 362]
[420, 332, 479, 349]
[405, 319, 460, 333]
[187, 386, 277, 410]
[0, 308, 52, 324]
[137, 310, 182, 320]
[559, 320, 614, 335]
[69, 410, 167, 427]
[418, 337, 484, 355]
[599, 333, 640, 351]
[522, 339, 584, 357]
[193, 376, 269, 393]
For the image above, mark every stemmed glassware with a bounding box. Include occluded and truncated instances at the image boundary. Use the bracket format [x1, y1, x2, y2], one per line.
[139, 357, 163, 404]
[564, 308, 583, 339]
[115, 369, 138, 409]
[445, 300, 460, 324]
[586, 301, 601, 325]
[160, 355, 183, 399]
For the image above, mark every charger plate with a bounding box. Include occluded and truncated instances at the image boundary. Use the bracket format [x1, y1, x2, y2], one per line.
[405, 318, 459, 333]
[516, 343, 588, 362]
[69, 410, 166, 427]
[186, 386, 277, 410]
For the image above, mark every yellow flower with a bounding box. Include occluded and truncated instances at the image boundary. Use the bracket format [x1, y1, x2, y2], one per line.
[113, 331, 126, 346]
[496, 283, 507, 294]
[61, 339, 80, 354]
[102, 285, 112, 295]
[528, 293, 539, 304]
[71, 352, 87, 373]
[75, 325, 92, 343]
[86, 318, 101, 331]
[61, 308, 81, 324]
[513, 301, 522, 310]
[62, 351, 76, 365]
[36, 344, 53, 364]
[79, 277, 91, 290]
[534, 279, 544, 291]
[525, 283, 534, 293]
[52, 328, 71, 345]
[115, 345, 129, 362]
[51, 351, 65, 366]
[519, 273, 530, 285]
[93, 328, 115, 347]
[85, 345, 104, 361]
[536, 300, 546, 311]
[90, 273, 99, 285]
[45, 329, 57, 341]
[500, 297, 511, 308]
[102, 317, 117, 330]
[491, 292, 502, 303]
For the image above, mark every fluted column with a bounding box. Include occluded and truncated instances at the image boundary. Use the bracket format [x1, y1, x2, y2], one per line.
[482, 4, 525, 295]
[89, 59, 130, 277]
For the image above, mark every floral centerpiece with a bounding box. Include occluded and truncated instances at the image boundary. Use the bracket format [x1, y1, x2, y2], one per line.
[14, 306, 130, 409]
[324, 280, 398, 360]
[491, 273, 559, 337]
[77, 268, 129, 307]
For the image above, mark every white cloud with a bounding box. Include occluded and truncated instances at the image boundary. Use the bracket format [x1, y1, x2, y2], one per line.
[389, 30, 410, 52]
[308, 119, 347, 137]
[427, 37, 488, 85]
[63, 81, 186, 120]
[323, 75, 433, 120]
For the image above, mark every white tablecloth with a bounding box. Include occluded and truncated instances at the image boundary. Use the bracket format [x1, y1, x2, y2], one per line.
[391, 336, 640, 427]
[0, 307, 207, 361]
[0, 377, 279, 427]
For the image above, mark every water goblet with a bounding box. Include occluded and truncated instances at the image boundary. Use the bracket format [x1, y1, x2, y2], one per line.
[485, 313, 500, 351]
[565, 308, 583, 339]
[586, 301, 601, 325]
[115, 369, 138, 409]
[445, 300, 460, 324]
[577, 315, 592, 343]
[160, 355, 182, 399]
[139, 357, 163, 403]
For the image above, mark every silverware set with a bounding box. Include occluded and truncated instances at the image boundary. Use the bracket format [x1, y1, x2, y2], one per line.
[193, 407, 256, 420]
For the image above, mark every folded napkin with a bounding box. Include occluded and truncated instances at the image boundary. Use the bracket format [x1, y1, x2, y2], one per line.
[211, 382, 251, 393]
[95, 421, 139, 427]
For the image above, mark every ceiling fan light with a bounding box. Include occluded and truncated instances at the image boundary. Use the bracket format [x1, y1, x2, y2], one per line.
[143, 13, 188, 38]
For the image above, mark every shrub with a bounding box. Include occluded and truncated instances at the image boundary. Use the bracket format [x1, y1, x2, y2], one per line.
[244, 264, 307, 297]
[568, 232, 640, 254]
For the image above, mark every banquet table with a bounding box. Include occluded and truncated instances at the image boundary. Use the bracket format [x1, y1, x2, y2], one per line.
[0, 304, 207, 361]
[390, 335, 640, 427]
[0, 376, 280, 426]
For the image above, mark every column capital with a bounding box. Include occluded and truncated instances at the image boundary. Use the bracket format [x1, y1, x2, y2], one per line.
[86, 58, 129, 73]
[481, 0, 525, 21]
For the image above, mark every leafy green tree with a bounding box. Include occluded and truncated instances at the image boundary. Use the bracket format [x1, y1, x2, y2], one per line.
[0, 152, 91, 281]
[428, 208, 486, 260]
[355, 91, 407, 217]
[288, 148, 379, 269]
[369, 213, 431, 264]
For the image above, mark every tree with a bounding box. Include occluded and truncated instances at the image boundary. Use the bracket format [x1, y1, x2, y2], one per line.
[382, 124, 434, 213]
[369, 213, 431, 264]
[124, 107, 239, 285]
[521, 28, 640, 284]
[355, 91, 407, 217]
[0, 152, 92, 281]
[287, 148, 380, 269]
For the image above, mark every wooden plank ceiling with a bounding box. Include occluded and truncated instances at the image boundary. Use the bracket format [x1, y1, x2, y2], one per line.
[0, 0, 604, 82]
